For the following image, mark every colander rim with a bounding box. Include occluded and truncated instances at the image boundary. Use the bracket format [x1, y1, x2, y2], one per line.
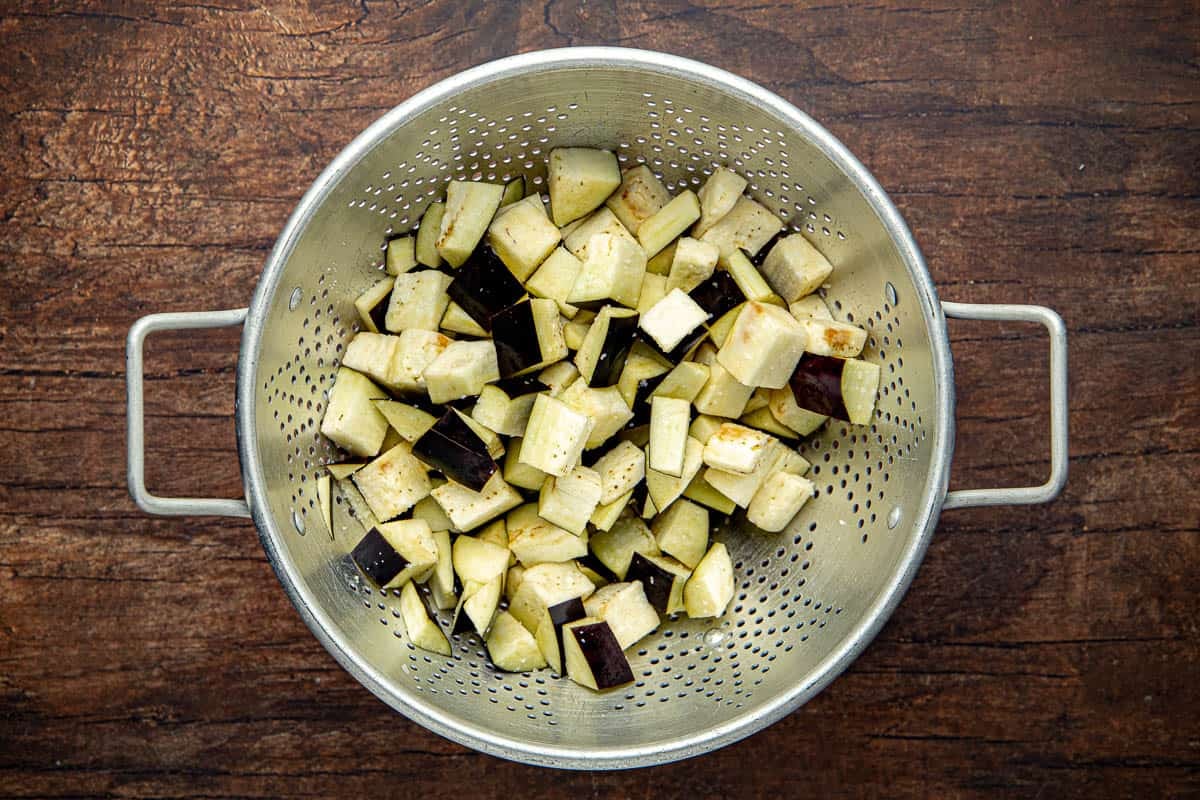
[236, 46, 954, 769]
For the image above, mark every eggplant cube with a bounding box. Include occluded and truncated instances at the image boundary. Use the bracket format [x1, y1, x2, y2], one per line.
[563, 618, 634, 691]
[638, 288, 709, 354]
[428, 528, 457, 610]
[698, 196, 784, 265]
[789, 354, 880, 425]
[519, 394, 593, 477]
[648, 396, 691, 477]
[354, 277, 395, 333]
[507, 561, 595, 632]
[789, 294, 834, 321]
[760, 234, 834, 302]
[430, 472, 522, 532]
[800, 318, 868, 358]
[583, 581, 660, 650]
[747, 471, 815, 532]
[650, 361, 710, 404]
[704, 439, 784, 508]
[725, 250, 780, 304]
[591, 439, 647, 505]
[525, 247, 583, 318]
[446, 247, 527, 331]
[605, 164, 671, 233]
[342, 333, 403, 392]
[487, 610, 547, 672]
[635, 272, 669, 315]
[454, 574, 503, 637]
[589, 514, 659, 581]
[487, 196, 561, 280]
[507, 503, 588, 566]
[352, 441, 432, 520]
[372, 399, 436, 443]
[682, 472, 738, 516]
[615, 342, 671, 409]
[666, 236, 720, 293]
[538, 360, 580, 397]
[538, 465, 602, 535]
[320, 367, 389, 457]
[472, 384, 537, 438]
[436, 180, 504, 267]
[415, 201, 445, 268]
[421, 340, 500, 404]
[626, 551, 691, 615]
[589, 490, 633, 532]
[563, 207, 639, 262]
[350, 519, 438, 589]
[548, 147, 621, 226]
[385, 235, 417, 275]
[645, 436, 705, 512]
[651, 497, 709, 569]
[385, 329, 453, 394]
[384, 270, 453, 333]
[452, 535, 510, 585]
[716, 301, 807, 389]
[399, 581, 451, 656]
[637, 190, 701, 257]
[558, 381, 634, 450]
[768, 387, 829, 435]
[441, 301, 488, 337]
[694, 167, 749, 238]
[503, 437, 549, 491]
[693, 359, 755, 419]
[534, 596, 587, 675]
[702, 422, 773, 475]
[683, 542, 734, 619]
[568, 232, 647, 309]
[491, 298, 568, 378]
[574, 305, 640, 387]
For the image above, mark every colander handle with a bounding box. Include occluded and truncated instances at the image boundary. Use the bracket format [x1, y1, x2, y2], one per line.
[941, 302, 1069, 510]
[126, 308, 252, 518]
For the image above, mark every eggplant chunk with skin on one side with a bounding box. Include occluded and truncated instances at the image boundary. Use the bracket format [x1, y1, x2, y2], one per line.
[563, 617, 635, 691]
[789, 354, 881, 425]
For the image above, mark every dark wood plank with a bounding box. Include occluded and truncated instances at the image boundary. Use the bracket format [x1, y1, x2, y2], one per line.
[1, 1, 1197, 798]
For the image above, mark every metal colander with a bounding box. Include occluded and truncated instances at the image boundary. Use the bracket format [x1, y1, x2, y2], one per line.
[125, 48, 1068, 769]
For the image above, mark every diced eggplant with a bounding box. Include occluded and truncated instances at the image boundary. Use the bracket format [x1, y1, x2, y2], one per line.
[525, 247, 582, 318]
[320, 367, 389, 457]
[637, 190, 701, 257]
[398, 581, 452, 655]
[538, 465, 602, 535]
[352, 440, 432, 519]
[745, 387, 770, 414]
[563, 618, 634, 691]
[384, 270, 453, 333]
[725, 250, 781, 304]
[688, 269, 745, 320]
[487, 195, 561, 281]
[716, 301, 807, 389]
[454, 574, 503, 637]
[562, 207, 639, 262]
[605, 164, 671, 233]
[650, 361, 709, 403]
[344, 330, 448, 395]
[789, 294, 834, 321]
[441, 301, 489, 337]
[693, 167, 748, 238]
[638, 288, 709, 354]
[415, 201, 445, 268]
[476, 518, 510, 552]
[768, 386, 829, 435]
[430, 472, 523, 531]
[648, 396, 690, 477]
[505, 564, 526, 601]
[703, 439, 782, 508]
[428, 528, 457, 610]
[508, 562, 595, 632]
[693, 358, 755, 419]
[788, 354, 880, 425]
[702, 422, 772, 475]
[683, 542, 734, 619]
[563, 313, 592, 351]
[446, 246, 526, 331]
[355, 277, 395, 334]
[385, 235, 417, 275]
[558, 381, 634, 450]
[688, 413, 726, 445]
[617, 422, 652, 449]
[548, 147, 621, 226]
[519, 393, 593, 476]
[698, 196, 783, 265]
[799, 317, 868, 358]
[645, 436, 704, 511]
[635, 272, 669, 315]
[452, 534, 510, 584]
[507, 503, 588, 565]
[500, 175, 526, 208]
[471, 384, 537, 438]
[372, 399, 436, 442]
[380, 426, 406, 453]
[316, 473, 332, 537]
[412, 409, 497, 491]
[487, 610, 547, 672]
[682, 472, 737, 515]
[584, 581, 660, 650]
[589, 514, 659, 580]
[646, 239, 677, 276]
[746, 471, 814, 532]
[568, 232, 647, 309]
[503, 437, 549, 491]
[589, 489, 633, 531]
[651, 497, 709, 568]
[574, 305, 639, 387]
[436, 180, 504, 267]
[740, 406, 801, 440]
[534, 596, 587, 675]
[491, 298, 568, 378]
[421, 340, 500, 404]
[412, 494, 458, 534]
[626, 551, 691, 616]
[350, 519, 437, 589]
[666, 236, 720, 293]
[615, 341, 671, 409]
[590, 439, 647, 505]
[759, 233, 833, 302]
[334, 475, 380, 532]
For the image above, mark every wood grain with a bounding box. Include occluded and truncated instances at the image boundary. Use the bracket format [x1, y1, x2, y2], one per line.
[1, 1, 1197, 797]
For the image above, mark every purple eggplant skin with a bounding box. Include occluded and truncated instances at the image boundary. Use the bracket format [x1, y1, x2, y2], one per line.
[493, 373, 545, 398]
[350, 528, 409, 587]
[577, 553, 617, 583]
[589, 313, 640, 387]
[411, 410, 497, 491]
[626, 551, 676, 615]
[688, 269, 744, 319]
[447, 247, 526, 331]
[789, 353, 850, 422]
[491, 300, 544, 378]
[641, 326, 707, 367]
[547, 596, 587, 672]
[571, 621, 634, 689]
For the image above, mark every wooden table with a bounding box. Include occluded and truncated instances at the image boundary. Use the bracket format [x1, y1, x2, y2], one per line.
[2, 2, 1196, 796]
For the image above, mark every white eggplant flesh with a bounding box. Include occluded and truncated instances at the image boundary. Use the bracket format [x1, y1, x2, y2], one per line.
[452, 535, 510, 585]
[650, 361, 709, 404]
[385, 235, 417, 275]
[487, 610, 547, 672]
[589, 514, 659, 581]
[648, 396, 691, 478]
[399, 581, 451, 655]
[746, 471, 815, 532]
[590, 439, 647, 505]
[605, 164, 670, 233]
[440, 300, 489, 337]
[525, 246, 583, 318]
[637, 190, 701, 257]
[666, 236, 719, 293]
[519, 393, 594, 476]
[548, 147, 621, 226]
[430, 472, 523, 532]
[701, 422, 773, 475]
[698, 196, 783, 265]
[638, 288, 709, 354]
[436, 180, 504, 267]
[421, 340, 500, 404]
[651, 497, 709, 569]
[759, 233, 834, 302]
[384, 270, 453, 333]
[583, 581, 660, 650]
[352, 441, 431, 520]
[683, 542, 734, 619]
[320, 367, 389, 457]
[372, 400, 436, 443]
[693, 167, 748, 238]
[644, 436, 704, 512]
[487, 196, 561, 281]
[568, 232, 647, 309]
[800, 318, 868, 358]
[558, 381, 634, 451]
[716, 301, 807, 389]
[507, 503, 588, 566]
[507, 561, 596, 632]
[538, 465, 603, 535]
[415, 201, 445, 268]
